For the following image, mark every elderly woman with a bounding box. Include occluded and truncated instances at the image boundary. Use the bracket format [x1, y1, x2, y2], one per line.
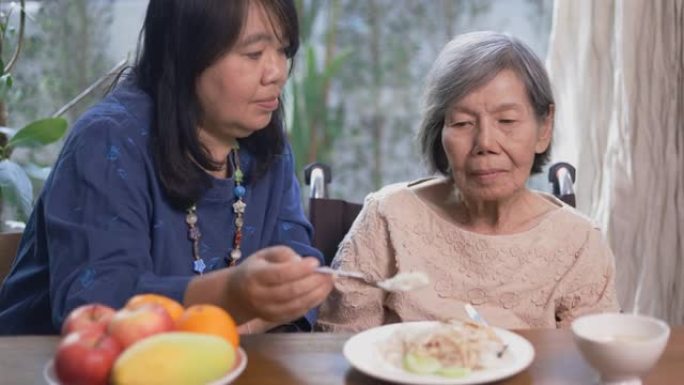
[317, 31, 619, 331]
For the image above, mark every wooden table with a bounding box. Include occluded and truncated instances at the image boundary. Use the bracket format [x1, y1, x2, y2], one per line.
[1, 327, 682, 385]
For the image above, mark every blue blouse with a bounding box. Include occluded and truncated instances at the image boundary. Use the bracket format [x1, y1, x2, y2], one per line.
[0, 82, 323, 334]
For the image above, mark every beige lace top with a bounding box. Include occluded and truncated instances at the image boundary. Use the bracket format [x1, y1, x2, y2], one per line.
[317, 182, 620, 332]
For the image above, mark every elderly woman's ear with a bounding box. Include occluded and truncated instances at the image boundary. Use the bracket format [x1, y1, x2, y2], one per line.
[535, 104, 555, 154]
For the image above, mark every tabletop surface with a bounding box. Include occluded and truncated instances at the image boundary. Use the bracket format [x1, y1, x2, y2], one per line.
[1, 326, 682, 385]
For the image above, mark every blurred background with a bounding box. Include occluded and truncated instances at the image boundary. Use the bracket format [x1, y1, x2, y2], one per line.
[1, 0, 555, 205]
[0, 0, 681, 324]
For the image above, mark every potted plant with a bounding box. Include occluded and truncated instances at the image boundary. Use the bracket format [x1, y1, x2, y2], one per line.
[0, 0, 67, 229]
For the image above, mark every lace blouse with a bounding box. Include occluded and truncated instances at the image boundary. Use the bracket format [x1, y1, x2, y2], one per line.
[317, 182, 620, 331]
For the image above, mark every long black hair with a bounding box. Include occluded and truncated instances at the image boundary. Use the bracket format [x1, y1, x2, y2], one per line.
[134, 0, 300, 209]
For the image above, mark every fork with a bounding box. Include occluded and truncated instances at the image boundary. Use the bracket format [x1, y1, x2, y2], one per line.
[464, 303, 509, 358]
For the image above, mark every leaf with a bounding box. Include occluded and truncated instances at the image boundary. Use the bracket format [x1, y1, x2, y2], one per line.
[0, 159, 33, 219]
[8, 117, 68, 149]
[0, 73, 13, 101]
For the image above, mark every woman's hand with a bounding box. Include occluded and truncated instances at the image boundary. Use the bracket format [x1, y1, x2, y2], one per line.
[229, 246, 333, 323]
[184, 246, 333, 324]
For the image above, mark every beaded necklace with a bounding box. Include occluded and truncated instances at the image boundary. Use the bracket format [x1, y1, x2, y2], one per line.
[185, 144, 246, 275]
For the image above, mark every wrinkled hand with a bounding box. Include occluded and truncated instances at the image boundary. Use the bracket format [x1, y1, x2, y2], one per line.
[230, 246, 334, 324]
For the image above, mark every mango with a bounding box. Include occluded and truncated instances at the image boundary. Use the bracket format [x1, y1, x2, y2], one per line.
[111, 332, 236, 385]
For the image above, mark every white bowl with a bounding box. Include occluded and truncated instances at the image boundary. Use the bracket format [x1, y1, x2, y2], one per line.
[571, 313, 670, 385]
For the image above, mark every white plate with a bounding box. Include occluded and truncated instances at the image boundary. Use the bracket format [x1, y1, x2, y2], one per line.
[44, 347, 248, 385]
[343, 321, 535, 385]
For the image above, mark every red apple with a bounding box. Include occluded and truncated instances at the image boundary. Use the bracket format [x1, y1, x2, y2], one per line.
[54, 329, 122, 385]
[107, 302, 174, 348]
[61, 303, 117, 336]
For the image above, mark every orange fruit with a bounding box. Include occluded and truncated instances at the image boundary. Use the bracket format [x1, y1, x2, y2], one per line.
[176, 304, 239, 348]
[125, 294, 185, 323]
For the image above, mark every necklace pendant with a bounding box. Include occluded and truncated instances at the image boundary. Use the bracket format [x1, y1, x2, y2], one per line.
[188, 226, 201, 241]
[230, 248, 242, 261]
[193, 258, 206, 274]
[185, 210, 198, 225]
[232, 200, 246, 214]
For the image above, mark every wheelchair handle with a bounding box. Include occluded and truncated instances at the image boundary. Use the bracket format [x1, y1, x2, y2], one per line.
[548, 162, 576, 207]
[304, 162, 332, 199]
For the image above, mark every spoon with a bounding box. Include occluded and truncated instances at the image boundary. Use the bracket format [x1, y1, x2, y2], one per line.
[316, 267, 429, 292]
[464, 303, 488, 325]
[315, 266, 369, 282]
[464, 303, 508, 358]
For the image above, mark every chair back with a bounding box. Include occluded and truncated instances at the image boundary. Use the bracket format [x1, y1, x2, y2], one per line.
[0, 232, 22, 284]
[309, 198, 362, 265]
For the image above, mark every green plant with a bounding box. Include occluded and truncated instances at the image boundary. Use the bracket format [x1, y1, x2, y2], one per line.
[288, 0, 350, 177]
[287, 43, 350, 173]
[0, 0, 67, 223]
[0, 118, 67, 220]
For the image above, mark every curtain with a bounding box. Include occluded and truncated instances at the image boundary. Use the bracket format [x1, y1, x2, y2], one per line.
[547, 0, 684, 323]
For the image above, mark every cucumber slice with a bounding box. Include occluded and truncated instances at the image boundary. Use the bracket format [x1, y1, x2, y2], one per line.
[403, 353, 442, 374]
[437, 366, 471, 378]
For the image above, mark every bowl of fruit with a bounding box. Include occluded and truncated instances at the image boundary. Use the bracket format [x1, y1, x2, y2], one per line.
[45, 294, 246, 385]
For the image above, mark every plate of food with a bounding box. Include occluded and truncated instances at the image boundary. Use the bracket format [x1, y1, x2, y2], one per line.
[343, 320, 534, 385]
[44, 344, 248, 385]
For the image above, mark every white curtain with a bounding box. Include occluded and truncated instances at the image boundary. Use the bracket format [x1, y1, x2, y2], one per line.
[547, 0, 684, 323]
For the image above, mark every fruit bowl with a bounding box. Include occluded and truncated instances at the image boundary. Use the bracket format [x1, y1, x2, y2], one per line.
[44, 346, 248, 385]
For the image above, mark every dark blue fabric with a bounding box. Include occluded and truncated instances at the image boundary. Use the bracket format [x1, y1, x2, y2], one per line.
[0, 82, 322, 334]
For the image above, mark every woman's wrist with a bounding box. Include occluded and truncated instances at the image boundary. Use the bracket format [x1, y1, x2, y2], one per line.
[183, 269, 251, 324]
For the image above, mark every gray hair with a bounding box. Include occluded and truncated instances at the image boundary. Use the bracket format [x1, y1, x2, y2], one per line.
[418, 31, 554, 175]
